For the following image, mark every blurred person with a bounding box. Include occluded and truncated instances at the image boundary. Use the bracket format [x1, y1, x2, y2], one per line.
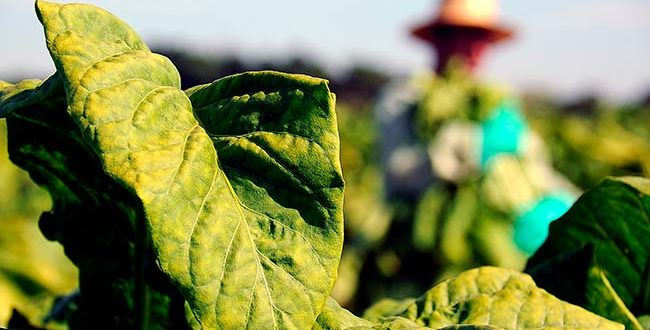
[412, 0, 514, 74]
[358, 0, 579, 309]
[378, 0, 516, 200]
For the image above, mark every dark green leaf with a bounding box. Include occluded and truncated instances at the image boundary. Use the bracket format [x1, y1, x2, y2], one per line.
[2, 78, 186, 329]
[527, 245, 643, 330]
[585, 267, 643, 330]
[528, 177, 650, 316]
[527, 244, 596, 306]
[0, 75, 62, 118]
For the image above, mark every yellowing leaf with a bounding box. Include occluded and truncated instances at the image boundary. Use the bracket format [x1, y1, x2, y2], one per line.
[27, 1, 345, 328]
[389, 267, 623, 330]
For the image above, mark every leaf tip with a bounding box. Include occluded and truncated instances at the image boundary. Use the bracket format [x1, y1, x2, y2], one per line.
[35, 0, 59, 23]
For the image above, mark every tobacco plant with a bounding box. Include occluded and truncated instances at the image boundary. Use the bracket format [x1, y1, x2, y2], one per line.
[528, 177, 650, 330]
[0, 1, 643, 330]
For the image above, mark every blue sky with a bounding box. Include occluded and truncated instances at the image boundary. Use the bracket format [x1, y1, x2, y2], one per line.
[1, 0, 648, 101]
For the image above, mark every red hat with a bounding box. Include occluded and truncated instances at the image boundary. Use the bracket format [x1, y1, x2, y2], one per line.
[411, 0, 514, 44]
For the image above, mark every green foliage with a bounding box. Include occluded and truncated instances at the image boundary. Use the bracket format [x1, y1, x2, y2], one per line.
[413, 70, 531, 271]
[0, 116, 77, 325]
[3, 1, 343, 328]
[528, 177, 650, 330]
[331, 103, 393, 306]
[345, 72, 531, 311]
[365, 267, 622, 330]
[525, 100, 650, 189]
[0, 1, 644, 330]
[414, 66, 506, 139]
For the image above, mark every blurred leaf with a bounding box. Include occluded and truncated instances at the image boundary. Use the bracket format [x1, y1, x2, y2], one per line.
[331, 248, 364, 306]
[413, 187, 448, 251]
[338, 104, 392, 248]
[470, 214, 526, 271]
[439, 185, 476, 265]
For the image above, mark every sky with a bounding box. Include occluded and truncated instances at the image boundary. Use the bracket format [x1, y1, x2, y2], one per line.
[0, 0, 648, 102]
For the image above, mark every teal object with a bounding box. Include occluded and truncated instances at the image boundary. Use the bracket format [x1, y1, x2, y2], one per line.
[514, 194, 574, 255]
[480, 101, 527, 167]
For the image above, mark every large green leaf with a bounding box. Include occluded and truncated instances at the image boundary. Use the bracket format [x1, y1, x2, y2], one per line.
[34, 1, 344, 329]
[184, 71, 344, 328]
[377, 267, 622, 330]
[528, 177, 650, 316]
